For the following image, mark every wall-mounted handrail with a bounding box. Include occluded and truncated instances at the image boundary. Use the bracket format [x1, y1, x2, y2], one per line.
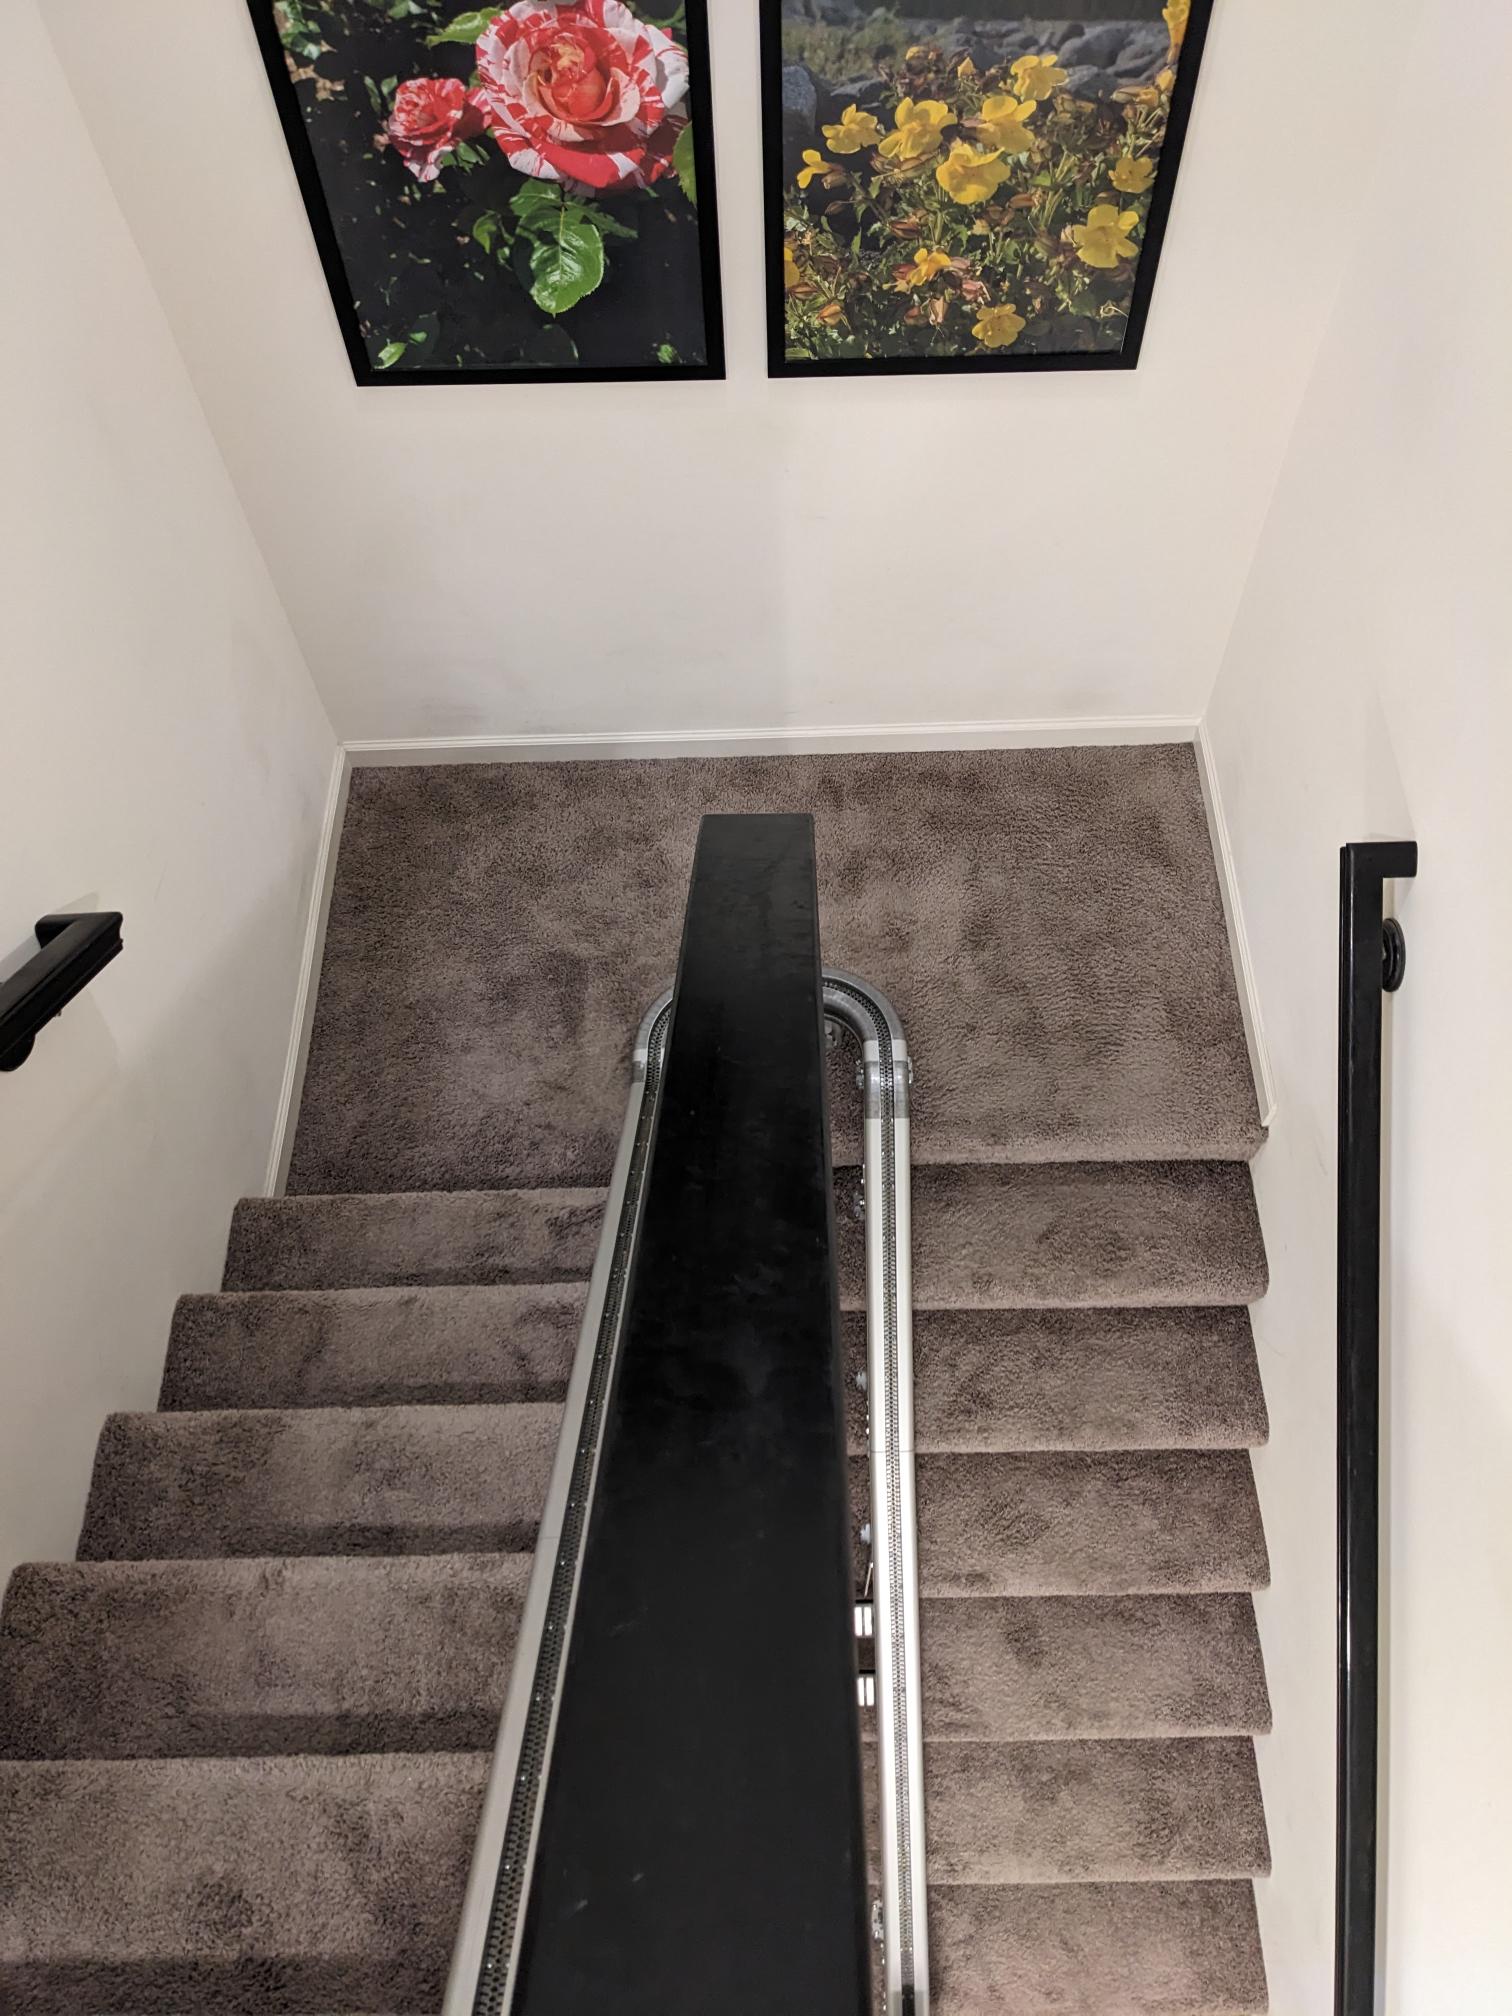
[0, 913, 123, 1072]
[1336, 839, 1417, 2016]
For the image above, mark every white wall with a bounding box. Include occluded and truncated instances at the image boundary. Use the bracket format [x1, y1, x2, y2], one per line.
[0, 0, 337, 1588]
[47, 0, 1394, 742]
[1205, 2, 1512, 2004]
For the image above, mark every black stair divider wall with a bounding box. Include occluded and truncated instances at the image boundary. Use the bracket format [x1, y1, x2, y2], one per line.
[511, 813, 872, 2016]
[1336, 839, 1417, 2016]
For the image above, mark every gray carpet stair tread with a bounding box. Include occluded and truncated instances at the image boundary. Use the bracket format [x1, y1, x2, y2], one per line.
[921, 1595, 1271, 1740]
[77, 1405, 562, 1561]
[0, 1750, 487, 2013]
[285, 748, 1262, 1195]
[0, 1555, 529, 1761]
[912, 1450, 1269, 1595]
[167, 1292, 1263, 1447]
[163, 1284, 585, 1411]
[0, 1754, 1265, 2014]
[929, 1880, 1268, 2013]
[229, 1161, 1263, 1309]
[223, 1190, 606, 1292]
[922, 1739, 1269, 1883]
[837, 1161, 1266, 1308]
[846, 1307, 1267, 1451]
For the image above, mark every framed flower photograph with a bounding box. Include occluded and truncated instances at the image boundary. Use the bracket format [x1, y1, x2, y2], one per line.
[762, 1, 1211, 375]
[249, 0, 725, 382]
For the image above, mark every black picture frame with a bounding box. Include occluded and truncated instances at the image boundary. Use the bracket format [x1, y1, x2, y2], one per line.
[246, 0, 726, 385]
[760, 1, 1213, 377]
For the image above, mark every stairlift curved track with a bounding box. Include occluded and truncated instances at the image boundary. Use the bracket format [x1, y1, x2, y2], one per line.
[445, 974, 928, 2016]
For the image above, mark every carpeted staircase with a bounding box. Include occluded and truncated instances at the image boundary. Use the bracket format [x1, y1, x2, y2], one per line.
[0, 746, 1273, 2012]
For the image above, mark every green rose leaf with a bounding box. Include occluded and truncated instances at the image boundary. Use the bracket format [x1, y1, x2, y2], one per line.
[424, 9, 493, 47]
[672, 123, 696, 205]
[376, 341, 408, 369]
[472, 210, 504, 254]
[528, 217, 605, 316]
[572, 198, 637, 242]
[510, 180, 562, 230]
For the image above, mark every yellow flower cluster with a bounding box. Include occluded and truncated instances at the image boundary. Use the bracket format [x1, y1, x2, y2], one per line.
[1163, 0, 1190, 49]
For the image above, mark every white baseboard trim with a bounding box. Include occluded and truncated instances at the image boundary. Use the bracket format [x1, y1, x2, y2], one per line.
[1192, 718, 1278, 1131]
[264, 746, 351, 1196]
[344, 715, 1202, 765]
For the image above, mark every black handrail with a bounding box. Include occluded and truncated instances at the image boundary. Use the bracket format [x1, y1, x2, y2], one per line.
[0, 913, 123, 1072]
[510, 814, 870, 2016]
[1336, 839, 1416, 2016]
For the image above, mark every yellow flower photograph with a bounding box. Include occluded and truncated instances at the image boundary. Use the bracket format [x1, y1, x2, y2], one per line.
[765, 0, 1211, 372]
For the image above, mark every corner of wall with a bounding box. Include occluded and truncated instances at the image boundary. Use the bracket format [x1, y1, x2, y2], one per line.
[264, 745, 352, 1194]
[1192, 717, 1277, 1128]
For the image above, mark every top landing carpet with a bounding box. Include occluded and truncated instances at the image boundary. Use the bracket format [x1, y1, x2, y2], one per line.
[287, 745, 1262, 1194]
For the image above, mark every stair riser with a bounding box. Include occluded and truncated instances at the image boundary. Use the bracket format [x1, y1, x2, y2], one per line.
[851, 1451, 1269, 1597]
[917, 1739, 1271, 1885]
[837, 1162, 1268, 1310]
[0, 1753, 487, 2014]
[843, 1307, 1267, 1453]
[0, 1557, 529, 1761]
[223, 1191, 607, 1293]
[929, 1882, 1268, 2015]
[163, 1286, 585, 1412]
[77, 1407, 562, 1562]
[919, 1594, 1271, 1741]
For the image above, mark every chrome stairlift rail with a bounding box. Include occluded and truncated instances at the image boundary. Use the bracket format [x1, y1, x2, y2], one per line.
[824, 970, 929, 2016]
[445, 970, 927, 2016]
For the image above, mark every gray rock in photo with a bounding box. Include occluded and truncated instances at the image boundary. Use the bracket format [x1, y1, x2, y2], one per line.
[1061, 63, 1122, 99]
[782, 61, 819, 130]
[1059, 24, 1133, 70]
[1114, 22, 1172, 79]
[781, 62, 821, 170]
[781, 0, 864, 21]
[823, 73, 893, 120]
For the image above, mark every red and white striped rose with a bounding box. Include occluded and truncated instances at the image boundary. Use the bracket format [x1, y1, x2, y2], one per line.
[471, 0, 688, 194]
[386, 75, 486, 183]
